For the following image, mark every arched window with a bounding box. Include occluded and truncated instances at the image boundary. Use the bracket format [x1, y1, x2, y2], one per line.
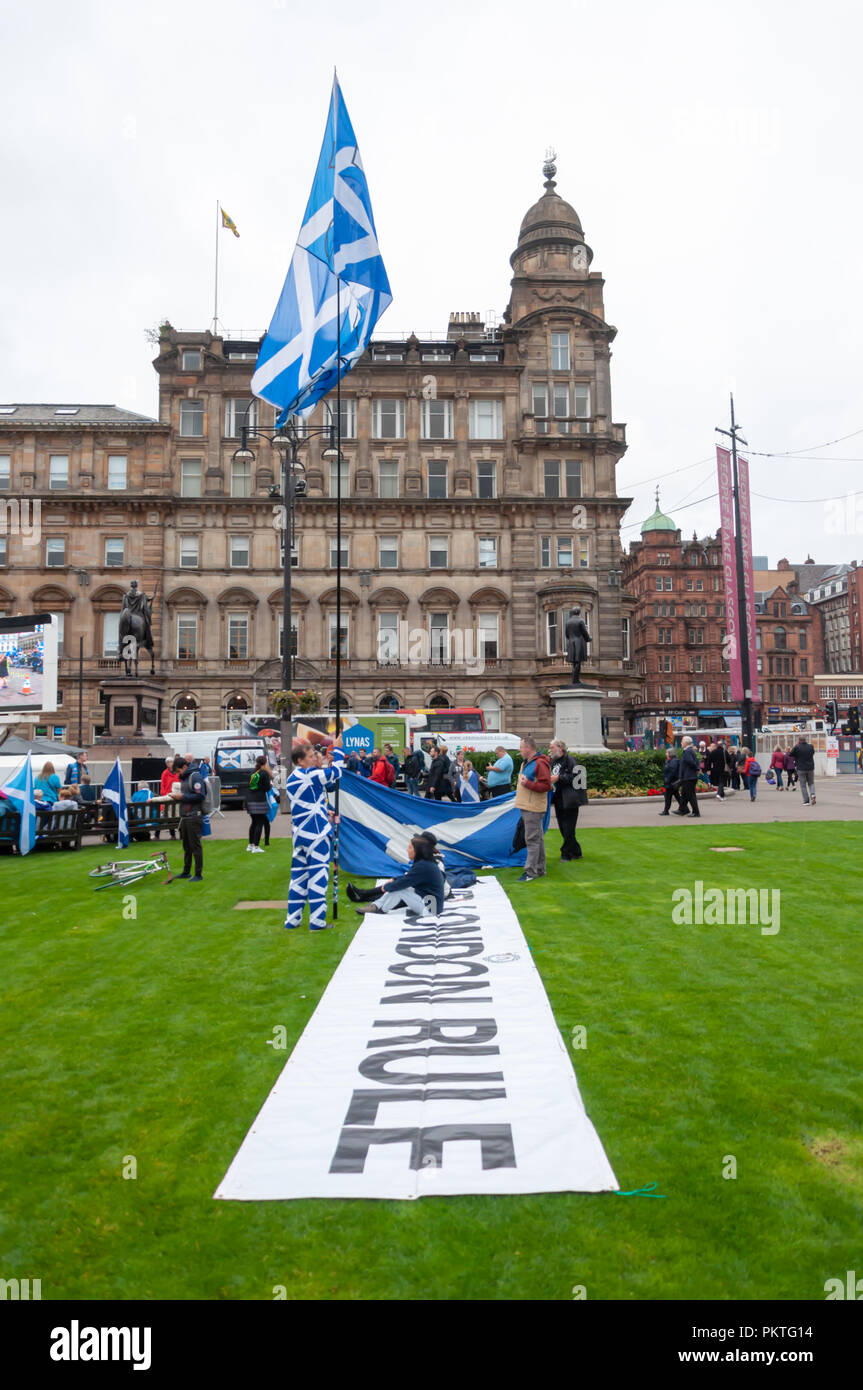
[174, 694, 197, 733]
[774, 626, 787, 650]
[225, 694, 248, 731]
[328, 695, 351, 714]
[378, 693, 400, 711]
[478, 694, 502, 732]
[428, 693, 451, 708]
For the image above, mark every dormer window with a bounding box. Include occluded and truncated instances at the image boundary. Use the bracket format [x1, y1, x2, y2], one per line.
[182, 350, 202, 370]
[55, 407, 79, 415]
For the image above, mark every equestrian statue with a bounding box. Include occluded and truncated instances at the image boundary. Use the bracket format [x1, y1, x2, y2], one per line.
[119, 579, 158, 677]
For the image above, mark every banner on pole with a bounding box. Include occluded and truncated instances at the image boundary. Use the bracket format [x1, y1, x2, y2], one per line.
[716, 447, 743, 701]
[215, 878, 618, 1200]
[737, 456, 760, 703]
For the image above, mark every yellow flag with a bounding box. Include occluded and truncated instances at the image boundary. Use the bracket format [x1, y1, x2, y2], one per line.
[221, 207, 240, 238]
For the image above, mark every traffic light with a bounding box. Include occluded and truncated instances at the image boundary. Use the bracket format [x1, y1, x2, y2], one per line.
[849, 705, 861, 735]
[826, 699, 839, 729]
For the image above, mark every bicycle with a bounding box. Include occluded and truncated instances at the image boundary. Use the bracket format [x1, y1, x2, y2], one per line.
[89, 851, 170, 889]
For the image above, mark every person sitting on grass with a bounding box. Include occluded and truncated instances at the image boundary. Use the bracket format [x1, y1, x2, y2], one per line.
[348, 836, 445, 918]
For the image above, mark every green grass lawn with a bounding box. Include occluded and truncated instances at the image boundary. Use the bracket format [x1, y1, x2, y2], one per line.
[1, 822, 860, 1301]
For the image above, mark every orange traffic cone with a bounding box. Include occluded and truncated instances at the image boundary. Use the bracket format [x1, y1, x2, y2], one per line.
[21, 672, 32, 696]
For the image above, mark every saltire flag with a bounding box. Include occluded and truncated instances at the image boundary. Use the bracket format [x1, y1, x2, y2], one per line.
[3, 753, 37, 855]
[103, 757, 129, 849]
[460, 775, 481, 803]
[221, 207, 240, 237]
[332, 772, 549, 877]
[251, 74, 392, 425]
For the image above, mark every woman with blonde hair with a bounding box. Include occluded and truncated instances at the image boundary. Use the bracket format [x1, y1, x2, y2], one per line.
[34, 760, 62, 804]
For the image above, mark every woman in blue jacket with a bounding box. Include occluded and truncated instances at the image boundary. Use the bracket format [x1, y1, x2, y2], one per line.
[348, 836, 445, 918]
[34, 761, 62, 804]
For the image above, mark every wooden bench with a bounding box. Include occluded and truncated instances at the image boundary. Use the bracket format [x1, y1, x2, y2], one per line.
[79, 799, 182, 842]
[0, 805, 82, 852]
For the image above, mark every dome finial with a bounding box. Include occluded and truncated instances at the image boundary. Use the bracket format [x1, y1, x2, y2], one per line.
[655, 485, 660, 508]
[542, 145, 557, 192]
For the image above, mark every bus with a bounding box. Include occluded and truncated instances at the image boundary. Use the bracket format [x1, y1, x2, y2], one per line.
[213, 735, 275, 807]
[401, 707, 486, 733]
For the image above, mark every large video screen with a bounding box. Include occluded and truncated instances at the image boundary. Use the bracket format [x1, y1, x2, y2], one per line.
[0, 613, 59, 717]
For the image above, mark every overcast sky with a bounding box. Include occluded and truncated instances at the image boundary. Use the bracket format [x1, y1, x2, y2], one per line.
[3, 0, 861, 568]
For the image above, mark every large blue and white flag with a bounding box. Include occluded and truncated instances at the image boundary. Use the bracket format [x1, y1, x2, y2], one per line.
[251, 75, 392, 424]
[333, 772, 550, 877]
[3, 753, 37, 855]
[103, 757, 129, 849]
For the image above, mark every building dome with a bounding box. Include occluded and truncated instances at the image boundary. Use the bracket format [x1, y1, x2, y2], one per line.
[641, 489, 677, 534]
[511, 153, 592, 268]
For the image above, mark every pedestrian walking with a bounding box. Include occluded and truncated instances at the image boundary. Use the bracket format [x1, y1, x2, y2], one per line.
[674, 736, 701, 817]
[726, 741, 740, 791]
[515, 735, 552, 879]
[370, 748, 396, 787]
[784, 748, 798, 789]
[742, 749, 762, 801]
[660, 748, 683, 815]
[735, 744, 749, 794]
[707, 738, 727, 799]
[402, 745, 422, 797]
[425, 744, 451, 800]
[548, 738, 587, 857]
[170, 754, 206, 881]
[284, 736, 344, 931]
[770, 746, 786, 789]
[383, 743, 400, 780]
[245, 753, 271, 853]
[790, 735, 816, 805]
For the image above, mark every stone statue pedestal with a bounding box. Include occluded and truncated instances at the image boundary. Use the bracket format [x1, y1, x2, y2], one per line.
[550, 686, 609, 755]
[99, 676, 167, 740]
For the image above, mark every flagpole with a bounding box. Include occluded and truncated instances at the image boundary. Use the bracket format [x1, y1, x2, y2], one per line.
[213, 200, 220, 333]
[333, 273, 342, 920]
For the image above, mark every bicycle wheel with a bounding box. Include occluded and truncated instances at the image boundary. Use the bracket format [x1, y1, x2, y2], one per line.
[89, 863, 119, 878]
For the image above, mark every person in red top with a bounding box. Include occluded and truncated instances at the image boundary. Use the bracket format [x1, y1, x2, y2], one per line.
[770, 745, 786, 789]
[156, 756, 183, 839]
[369, 749, 396, 787]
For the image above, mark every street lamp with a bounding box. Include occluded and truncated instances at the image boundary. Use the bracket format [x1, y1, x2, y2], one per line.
[231, 408, 341, 796]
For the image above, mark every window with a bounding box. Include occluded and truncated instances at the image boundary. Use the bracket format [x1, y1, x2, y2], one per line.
[800, 658, 808, 675]
[541, 537, 551, 568]
[231, 458, 251, 497]
[478, 612, 499, 660]
[544, 460, 560, 499]
[477, 460, 497, 499]
[690, 654, 704, 673]
[660, 653, 673, 672]
[49, 455, 69, 490]
[180, 459, 202, 496]
[657, 553, 670, 566]
[421, 399, 453, 439]
[621, 616, 630, 660]
[565, 459, 582, 498]
[422, 349, 451, 363]
[428, 460, 448, 499]
[377, 612, 399, 662]
[107, 455, 127, 490]
[690, 685, 705, 703]
[372, 399, 405, 438]
[553, 384, 569, 432]
[468, 400, 503, 439]
[223, 399, 256, 438]
[179, 400, 204, 437]
[696, 578, 704, 591]
[479, 537, 498, 569]
[228, 614, 248, 659]
[378, 460, 399, 498]
[46, 538, 66, 567]
[658, 628, 672, 644]
[573, 384, 590, 418]
[324, 398, 357, 439]
[103, 612, 120, 656]
[328, 614, 349, 658]
[177, 615, 197, 659]
[329, 537, 349, 569]
[230, 535, 250, 568]
[479, 694, 502, 731]
[430, 612, 449, 663]
[179, 536, 199, 568]
[55, 613, 64, 657]
[774, 626, 786, 649]
[182, 349, 202, 371]
[557, 538, 574, 567]
[551, 332, 570, 370]
[329, 458, 350, 497]
[105, 538, 124, 568]
[799, 628, 807, 649]
[0, 455, 9, 489]
[801, 684, 808, 701]
[429, 536, 449, 569]
[532, 383, 549, 432]
[277, 613, 299, 659]
[379, 536, 398, 569]
[655, 576, 664, 591]
[546, 610, 559, 655]
[0, 537, 6, 566]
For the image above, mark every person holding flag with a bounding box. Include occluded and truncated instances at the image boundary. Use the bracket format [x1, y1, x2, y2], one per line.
[102, 757, 130, 849]
[284, 736, 344, 931]
[3, 752, 37, 855]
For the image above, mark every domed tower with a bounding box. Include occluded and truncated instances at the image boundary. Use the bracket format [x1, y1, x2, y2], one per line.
[505, 153, 635, 747]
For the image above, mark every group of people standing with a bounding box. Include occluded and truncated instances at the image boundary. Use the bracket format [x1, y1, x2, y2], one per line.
[661, 734, 818, 815]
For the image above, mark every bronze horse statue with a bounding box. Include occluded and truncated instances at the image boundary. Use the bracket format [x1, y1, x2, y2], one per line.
[119, 580, 157, 677]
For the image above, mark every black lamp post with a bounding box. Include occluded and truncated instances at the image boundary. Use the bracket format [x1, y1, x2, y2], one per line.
[231, 409, 341, 796]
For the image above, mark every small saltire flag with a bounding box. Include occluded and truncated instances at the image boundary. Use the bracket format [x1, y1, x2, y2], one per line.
[251, 74, 392, 425]
[3, 753, 37, 855]
[221, 207, 240, 237]
[103, 757, 129, 849]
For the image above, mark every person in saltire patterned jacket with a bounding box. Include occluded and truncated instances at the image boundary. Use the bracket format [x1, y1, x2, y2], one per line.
[284, 737, 344, 931]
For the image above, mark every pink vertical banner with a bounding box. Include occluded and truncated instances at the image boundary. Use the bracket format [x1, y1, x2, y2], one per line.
[737, 456, 760, 701]
[716, 447, 742, 701]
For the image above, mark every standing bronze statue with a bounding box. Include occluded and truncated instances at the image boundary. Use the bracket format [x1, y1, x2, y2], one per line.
[564, 607, 591, 686]
[119, 579, 157, 677]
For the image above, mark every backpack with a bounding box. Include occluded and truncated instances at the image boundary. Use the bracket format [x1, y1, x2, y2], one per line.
[748, 760, 762, 777]
[446, 868, 477, 889]
[201, 776, 218, 815]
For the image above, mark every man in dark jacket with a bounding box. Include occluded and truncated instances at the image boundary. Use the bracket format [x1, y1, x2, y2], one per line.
[402, 746, 422, 797]
[674, 736, 701, 818]
[548, 739, 588, 859]
[660, 748, 682, 816]
[707, 739, 727, 799]
[725, 741, 739, 790]
[790, 737, 816, 805]
[425, 745, 451, 800]
[170, 755, 206, 880]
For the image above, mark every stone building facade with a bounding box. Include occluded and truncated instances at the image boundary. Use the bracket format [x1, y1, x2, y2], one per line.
[1, 165, 639, 744]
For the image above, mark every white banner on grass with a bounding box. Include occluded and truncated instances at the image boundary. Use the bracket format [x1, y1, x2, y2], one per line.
[215, 878, 617, 1200]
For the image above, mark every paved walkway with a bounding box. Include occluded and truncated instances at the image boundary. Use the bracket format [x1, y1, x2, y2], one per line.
[201, 775, 861, 840]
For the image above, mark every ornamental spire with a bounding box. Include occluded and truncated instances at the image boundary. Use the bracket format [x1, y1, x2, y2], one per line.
[542, 146, 557, 193]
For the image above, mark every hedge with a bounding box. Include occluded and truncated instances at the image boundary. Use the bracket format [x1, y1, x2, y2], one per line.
[452, 749, 666, 793]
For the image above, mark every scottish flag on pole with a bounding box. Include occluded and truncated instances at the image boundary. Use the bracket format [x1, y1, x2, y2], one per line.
[103, 757, 129, 849]
[251, 75, 392, 424]
[332, 772, 550, 877]
[3, 753, 37, 855]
